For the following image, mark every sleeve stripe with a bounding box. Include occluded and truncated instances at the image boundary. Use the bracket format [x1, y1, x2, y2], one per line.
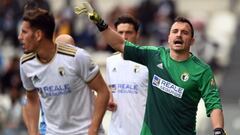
[57, 51, 75, 57]
[21, 53, 35, 64]
[57, 43, 77, 57]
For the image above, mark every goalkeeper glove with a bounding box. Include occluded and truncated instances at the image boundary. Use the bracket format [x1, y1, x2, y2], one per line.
[74, 2, 108, 32]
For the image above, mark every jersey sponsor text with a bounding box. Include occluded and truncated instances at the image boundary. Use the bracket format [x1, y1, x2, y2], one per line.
[38, 84, 71, 97]
[152, 75, 184, 98]
[109, 84, 138, 94]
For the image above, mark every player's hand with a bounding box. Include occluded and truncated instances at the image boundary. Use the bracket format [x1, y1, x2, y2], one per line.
[88, 128, 98, 135]
[74, 2, 108, 31]
[74, 2, 101, 24]
[74, 2, 93, 16]
[214, 128, 226, 135]
[107, 100, 117, 112]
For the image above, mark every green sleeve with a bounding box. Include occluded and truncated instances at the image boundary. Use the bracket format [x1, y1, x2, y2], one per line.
[199, 68, 222, 117]
[123, 41, 148, 66]
[123, 41, 162, 66]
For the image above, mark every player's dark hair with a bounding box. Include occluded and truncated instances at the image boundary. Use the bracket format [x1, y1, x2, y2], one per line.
[22, 3, 55, 40]
[114, 15, 140, 32]
[173, 17, 194, 37]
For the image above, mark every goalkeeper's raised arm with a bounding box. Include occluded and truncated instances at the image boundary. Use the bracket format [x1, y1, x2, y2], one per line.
[74, 2, 125, 53]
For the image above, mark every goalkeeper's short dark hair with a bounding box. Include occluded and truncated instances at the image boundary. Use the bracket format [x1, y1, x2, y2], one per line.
[114, 15, 140, 32]
[174, 16, 194, 37]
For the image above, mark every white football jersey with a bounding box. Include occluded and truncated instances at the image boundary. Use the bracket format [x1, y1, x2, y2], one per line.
[20, 43, 105, 135]
[106, 53, 148, 135]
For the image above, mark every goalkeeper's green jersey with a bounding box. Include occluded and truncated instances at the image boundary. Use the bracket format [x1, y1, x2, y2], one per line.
[124, 41, 222, 135]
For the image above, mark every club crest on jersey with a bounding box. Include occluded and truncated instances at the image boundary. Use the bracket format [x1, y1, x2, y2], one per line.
[181, 72, 189, 82]
[58, 67, 65, 76]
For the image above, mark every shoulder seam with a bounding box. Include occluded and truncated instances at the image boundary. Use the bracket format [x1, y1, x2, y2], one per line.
[21, 53, 35, 64]
[192, 56, 209, 69]
[57, 44, 77, 57]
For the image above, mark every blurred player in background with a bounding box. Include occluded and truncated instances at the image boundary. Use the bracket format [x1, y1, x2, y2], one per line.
[106, 15, 148, 135]
[55, 34, 75, 45]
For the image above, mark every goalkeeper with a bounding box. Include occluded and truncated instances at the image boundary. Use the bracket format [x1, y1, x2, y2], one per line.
[75, 2, 226, 135]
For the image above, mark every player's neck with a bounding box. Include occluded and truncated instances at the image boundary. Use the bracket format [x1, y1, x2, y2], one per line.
[37, 41, 56, 63]
[170, 51, 191, 61]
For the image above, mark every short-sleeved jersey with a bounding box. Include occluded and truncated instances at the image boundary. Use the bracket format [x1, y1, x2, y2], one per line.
[20, 43, 105, 135]
[124, 41, 222, 135]
[106, 53, 148, 135]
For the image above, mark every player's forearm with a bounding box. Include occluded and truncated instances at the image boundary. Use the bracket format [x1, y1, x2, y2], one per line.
[26, 92, 40, 135]
[210, 109, 224, 128]
[89, 87, 109, 134]
[26, 102, 40, 134]
[101, 27, 125, 53]
[210, 108, 227, 135]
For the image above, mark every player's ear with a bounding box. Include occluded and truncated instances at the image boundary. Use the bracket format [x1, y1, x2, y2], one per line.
[190, 37, 195, 46]
[34, 29, 43, 42]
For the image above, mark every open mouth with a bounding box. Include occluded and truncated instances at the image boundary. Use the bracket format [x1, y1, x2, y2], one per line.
[174, 40, 183, 45]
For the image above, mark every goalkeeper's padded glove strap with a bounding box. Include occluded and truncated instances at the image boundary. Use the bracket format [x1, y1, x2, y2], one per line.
[214, 128, 226, 135]
[89, 11, 108, 32]
[95, 19, 108, 32]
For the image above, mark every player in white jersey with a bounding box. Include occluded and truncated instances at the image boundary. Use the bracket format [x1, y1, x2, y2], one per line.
[106, 15, 148, 135]
[22, 34, 77, 135]
[18, 4, 109, 135]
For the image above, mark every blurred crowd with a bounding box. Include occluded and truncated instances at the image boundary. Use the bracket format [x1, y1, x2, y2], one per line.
[0, 0, 239, 134]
